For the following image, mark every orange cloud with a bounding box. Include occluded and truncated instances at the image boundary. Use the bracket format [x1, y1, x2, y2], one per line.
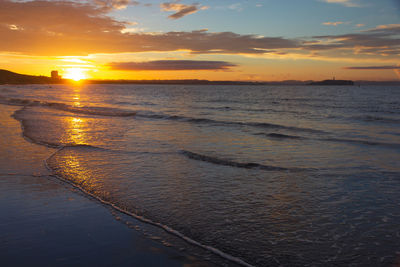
[160, 2, 209, 19]
[0, 0, 299, 55]
[0, 0, 399, 63]
[307, 24, 400, 56]
[322, 21, 345, 26]
[93, 0, 139, 10]
[365, 24, 400, 32]
[321, 0, 361, 7]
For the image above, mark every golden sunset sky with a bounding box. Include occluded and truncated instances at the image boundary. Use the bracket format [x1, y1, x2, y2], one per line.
[1, 0, 399, 81]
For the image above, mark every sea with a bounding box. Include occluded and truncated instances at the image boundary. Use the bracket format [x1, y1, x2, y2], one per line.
[1, 84, 399, 266]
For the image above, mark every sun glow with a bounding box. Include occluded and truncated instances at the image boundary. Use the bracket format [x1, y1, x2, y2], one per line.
[63, 68, 87, 81]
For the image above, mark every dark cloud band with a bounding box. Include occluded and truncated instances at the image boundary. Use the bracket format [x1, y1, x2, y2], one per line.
[108, 60, 237, 70]
[344, 66, 400, 70]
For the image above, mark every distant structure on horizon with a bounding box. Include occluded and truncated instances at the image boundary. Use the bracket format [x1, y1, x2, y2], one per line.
[309, 78, 354, 86]
[51, 70, 61, 80]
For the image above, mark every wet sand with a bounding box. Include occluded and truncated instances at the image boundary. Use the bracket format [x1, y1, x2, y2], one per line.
[0, 104, 210, 267]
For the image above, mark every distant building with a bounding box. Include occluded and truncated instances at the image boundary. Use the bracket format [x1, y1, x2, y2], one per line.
[51, 70, 61, 80]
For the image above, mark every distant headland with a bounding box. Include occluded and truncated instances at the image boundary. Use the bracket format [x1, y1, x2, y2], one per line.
[0, 69, 61, 84]
[308, 78, 354, 86]
[0, 69, 399, 86]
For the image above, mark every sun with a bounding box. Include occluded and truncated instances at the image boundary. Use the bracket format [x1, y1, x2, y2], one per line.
[64, 68, 87, 81]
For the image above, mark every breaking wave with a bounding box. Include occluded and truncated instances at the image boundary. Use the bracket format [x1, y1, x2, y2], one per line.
[137, 112, 324, 133]
[256, 132, 400, 149]
[258, 132, 303, 139]
[180, 150, 293, 171]
[0, 96, 136, 117]
[321, 138, 400, 149]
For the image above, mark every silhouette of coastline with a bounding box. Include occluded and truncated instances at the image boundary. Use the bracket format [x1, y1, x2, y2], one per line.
[0, 69, 60, 84]
[1, 69, 399, 85]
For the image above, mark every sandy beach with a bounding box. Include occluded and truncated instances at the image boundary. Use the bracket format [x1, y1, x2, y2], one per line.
[0, 104, 212, 267]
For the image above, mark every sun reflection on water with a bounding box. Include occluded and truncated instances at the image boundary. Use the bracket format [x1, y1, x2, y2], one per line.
[53, 151, 107, 200]
[70, 85, 83, 107]
[62, 154, 93, 188]
[63, 116, 87, 145]
[72, 94, 81, 107]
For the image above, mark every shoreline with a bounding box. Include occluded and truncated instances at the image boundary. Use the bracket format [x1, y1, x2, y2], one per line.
[7, 100, 251, 267]
[0, 104, 214, 267]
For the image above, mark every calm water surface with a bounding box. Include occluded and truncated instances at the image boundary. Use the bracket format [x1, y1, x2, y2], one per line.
[1, 84, 399, 266]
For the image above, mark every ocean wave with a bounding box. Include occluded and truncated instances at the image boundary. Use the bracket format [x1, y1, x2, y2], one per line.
[257, 131, 400, 148]
[137, 112, 324, 133]
[352, 115, 400, 124]
[113, 101, 156, 106]
[0, 96, 136, 117]
[244, 121, 321, 133]
[321, 138, 400, 148]
[180, 150, 291, 171]
[1, 95, 323, 133]
[257, 132, 303, 139]
[255, 131, 400, 149]
[60, 144, 179, 156]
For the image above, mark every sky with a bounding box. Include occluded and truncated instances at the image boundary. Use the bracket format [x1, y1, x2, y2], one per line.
[0, 0, 399, 81]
